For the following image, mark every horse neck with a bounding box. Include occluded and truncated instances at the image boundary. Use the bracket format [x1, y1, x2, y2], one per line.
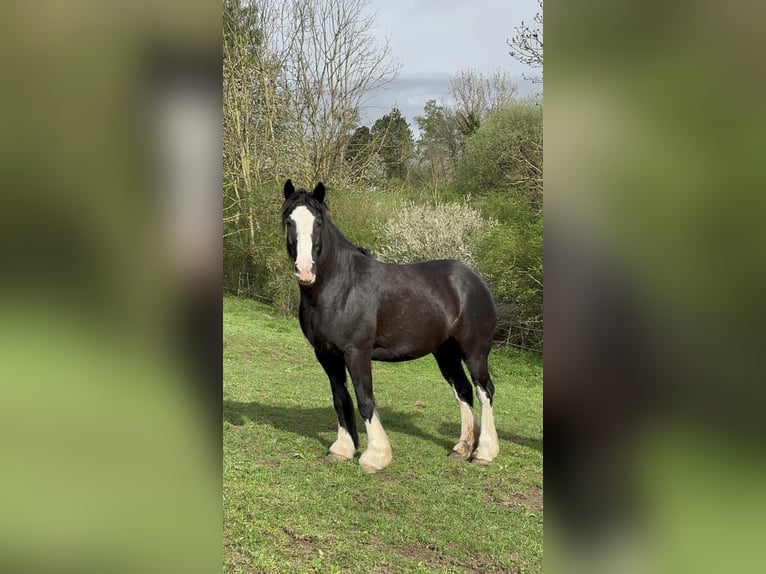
[308, 218, 357, 291]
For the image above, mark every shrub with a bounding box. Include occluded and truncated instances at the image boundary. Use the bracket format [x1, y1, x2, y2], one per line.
[451, 99, 544, 350]
[475, 191, 542, 350]
[377, 201, 495, 267]
[327, 186, 401, 254]
[454, 99, 542, 208]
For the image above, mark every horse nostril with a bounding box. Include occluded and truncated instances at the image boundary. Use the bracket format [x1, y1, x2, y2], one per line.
[294, 262, 300, 273]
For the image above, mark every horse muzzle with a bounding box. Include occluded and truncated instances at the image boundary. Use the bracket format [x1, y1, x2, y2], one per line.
[294, 261, 316, 285]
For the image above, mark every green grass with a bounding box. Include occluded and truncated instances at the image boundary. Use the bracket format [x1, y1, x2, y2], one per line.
[223, 296, 543, 573]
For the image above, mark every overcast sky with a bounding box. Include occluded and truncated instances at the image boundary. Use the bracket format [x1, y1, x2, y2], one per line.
[359, 0, 541, 135]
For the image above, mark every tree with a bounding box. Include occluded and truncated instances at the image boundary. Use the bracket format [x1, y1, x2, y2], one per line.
[415, 100, 462, 163]
[280, 0, 399, 184]
[508, 0, 543, 84]
[344, 125, 387, 188]
[223, 0, 399, 302]
[370, 108, 415, 180]
[412, 100, 463, 196]
[412, 69, 518, 194]
[224, 0, 280, 295]
[345, 125, 373, 164]
[448, 69, 518, 136]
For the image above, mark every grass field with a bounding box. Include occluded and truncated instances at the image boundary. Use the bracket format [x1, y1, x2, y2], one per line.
[223, 296, 543, 573]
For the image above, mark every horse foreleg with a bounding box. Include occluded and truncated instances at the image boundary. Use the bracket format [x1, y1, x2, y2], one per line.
[359, 410, 392, 472]
[316, 350, 357, 461]
[346, 350, 392, 472]
[328, 425, 356, 461]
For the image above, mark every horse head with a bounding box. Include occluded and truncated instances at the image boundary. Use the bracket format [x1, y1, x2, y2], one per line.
[281, 180, 326, 286]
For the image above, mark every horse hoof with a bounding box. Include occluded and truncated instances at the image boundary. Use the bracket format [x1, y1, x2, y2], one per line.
[358, 448, 391, 473]
[472, 438, 499, 465]
[470, 456, 492, 466]
[449, 450, 472, 461]
[326, 452, 351, 462]
[450, 440, 475, 461]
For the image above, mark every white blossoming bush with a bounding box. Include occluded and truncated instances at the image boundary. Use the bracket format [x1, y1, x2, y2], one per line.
[378, 201, 495, 268]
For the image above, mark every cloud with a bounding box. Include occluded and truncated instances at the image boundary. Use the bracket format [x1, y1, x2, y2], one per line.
[359, 0, 542, 135]
[360, 74, 452, 130]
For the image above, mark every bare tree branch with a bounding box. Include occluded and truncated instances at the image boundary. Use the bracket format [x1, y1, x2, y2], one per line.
[508, 0, 543, 84]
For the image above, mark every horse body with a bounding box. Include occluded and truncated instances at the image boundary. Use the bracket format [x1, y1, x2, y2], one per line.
[282, 180, 499, 472]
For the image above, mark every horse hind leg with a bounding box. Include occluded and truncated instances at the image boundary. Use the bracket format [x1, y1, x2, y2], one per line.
[464, 352, 499, 465]
[434, 343, 479, 460]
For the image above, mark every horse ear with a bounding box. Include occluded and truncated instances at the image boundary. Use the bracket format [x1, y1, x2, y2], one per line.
[284, 179, 295, 199]
[312, 182, 325, 203]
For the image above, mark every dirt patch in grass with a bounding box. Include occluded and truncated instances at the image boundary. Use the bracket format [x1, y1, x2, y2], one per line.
[512, 485, 543, 511]
[486, 483, 543, 512]
[482, 472, 543, 512]
[280, 527, 332, 569]
[281, 526, 320, 550]
[223, 536, 258, 574]
[372, 471, 398, 484]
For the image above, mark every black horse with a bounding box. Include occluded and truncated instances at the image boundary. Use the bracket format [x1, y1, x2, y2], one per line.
[281, 180, 499, 472]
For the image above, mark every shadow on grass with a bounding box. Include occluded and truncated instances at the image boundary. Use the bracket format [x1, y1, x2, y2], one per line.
[436, 421, 543, 453]
[224, 400, 332, 448]
[225, 400, 541, 453]
[225, 400, 456, 451]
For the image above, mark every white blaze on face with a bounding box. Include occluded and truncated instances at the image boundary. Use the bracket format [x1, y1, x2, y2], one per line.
[289, 205, 316, 284]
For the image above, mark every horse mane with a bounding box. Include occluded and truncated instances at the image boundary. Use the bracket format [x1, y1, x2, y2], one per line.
[281, 188, 373, 258]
